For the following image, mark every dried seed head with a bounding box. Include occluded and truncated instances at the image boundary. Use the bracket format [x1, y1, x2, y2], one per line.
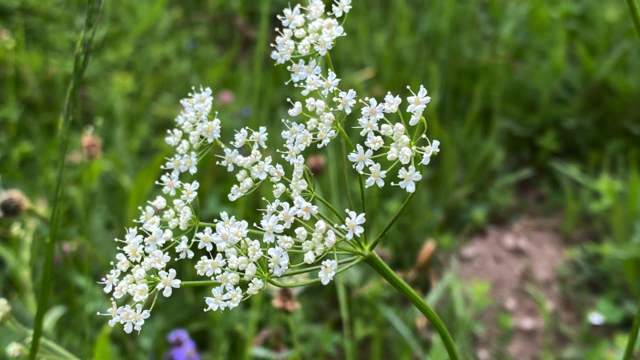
[0, 190, 29, 218]
[306, 154, 326, 175]
[271, 288, 300, 314]
[413, 239, 437, 272]
[81, 133, 102, 161]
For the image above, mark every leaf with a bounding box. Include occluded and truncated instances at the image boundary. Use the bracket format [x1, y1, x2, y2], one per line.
[378, 304, 427, 360]
[92, 324, 112, 360]
[43, 305, 67, 336]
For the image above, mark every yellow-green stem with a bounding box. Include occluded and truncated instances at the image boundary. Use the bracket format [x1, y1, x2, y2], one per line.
[626, 0, 640, 41]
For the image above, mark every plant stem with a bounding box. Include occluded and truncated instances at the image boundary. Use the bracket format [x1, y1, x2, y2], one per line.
[364, 251, 460, 360]
[30, 1, 102, 359]
[623, 300, 640, 360]
[626, 0, 640, 41]
[336, 264, 355, 360]
[369, 192, 415, 250]
[287, 315, 302, 360]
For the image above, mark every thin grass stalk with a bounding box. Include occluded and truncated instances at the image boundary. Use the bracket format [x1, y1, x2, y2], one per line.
[364, 251, 460, 360]
[336, 265, 355, 360]
[626, 0, 640, 41]
[623, 301, 640, 360]
[29, 1, 102, 358]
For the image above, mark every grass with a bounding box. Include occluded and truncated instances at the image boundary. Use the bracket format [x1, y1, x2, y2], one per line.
[0, 0, 639, 358]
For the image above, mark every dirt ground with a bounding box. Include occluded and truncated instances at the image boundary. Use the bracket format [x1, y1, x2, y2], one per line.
[458, 217, 575, 360]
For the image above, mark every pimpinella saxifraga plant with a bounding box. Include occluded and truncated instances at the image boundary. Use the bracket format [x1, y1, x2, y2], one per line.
[98, 1, 458, 359]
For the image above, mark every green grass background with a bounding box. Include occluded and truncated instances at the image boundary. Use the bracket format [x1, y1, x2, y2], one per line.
[1, 0, 639, 358]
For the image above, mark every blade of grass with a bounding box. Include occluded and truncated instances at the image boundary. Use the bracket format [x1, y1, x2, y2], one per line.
[626, 0, 640, 41]
[30, 1, 103, 358]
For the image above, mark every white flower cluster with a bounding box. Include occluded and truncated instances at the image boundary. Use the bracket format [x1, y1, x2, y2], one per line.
[99, 87, 219, 334]
[272, 1, 440, 195]
[348, 87, 440, 193]
[101, 0, 442, 335]
[272, 1, 353, 162]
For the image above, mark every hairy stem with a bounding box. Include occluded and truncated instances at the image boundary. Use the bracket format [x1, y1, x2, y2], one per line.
[364, 251, 460, 360]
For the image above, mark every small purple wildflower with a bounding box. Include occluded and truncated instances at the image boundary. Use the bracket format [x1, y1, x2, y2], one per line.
[166, 329, 200, 360]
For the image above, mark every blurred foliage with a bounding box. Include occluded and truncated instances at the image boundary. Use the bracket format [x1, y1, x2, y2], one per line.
[0, 0, 639, 358]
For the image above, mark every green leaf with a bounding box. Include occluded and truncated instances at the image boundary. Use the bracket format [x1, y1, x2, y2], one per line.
[92, 324, 112, 360]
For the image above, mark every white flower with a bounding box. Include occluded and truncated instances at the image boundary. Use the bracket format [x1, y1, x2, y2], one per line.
[277, 235, 294, 250]
[260, 215, 284, 243]
[295, 227, 308, 241]
[0, 298, 11, 320]
[319, 259, 338, 285]
[321, 70, 340, 96]
[364, 135, 384, 150]
[336, 89, 356, 114]
[132, 304, 150, 333]
[294, 196, 318, 220]
[149, 195, 166, 210]
[6, 342, 23, 357]
[383, 92, 402, 113]
[156, 269, 181, 297]
[357, 117, 379, 138]
[226, 286, 243, 309]
[205, 286, 229, 312]
[396, 165, 422, 193]
[288, 101, 303, 116]
[196, 227, 214, 251]
[348, 144, 373, 171]
[365, 163, 386, 188]
[267, 246, 289, 277]
[133, 284, 149, 303]
[157, 173, 181, 196]
[99, 269, 120, 293]
[179, 152, 198, 174]
[218, 148, 238, 172]
[181, 180, 199, 203]
[361, 98, 384, 120]
[304, 251, 316, 264]
[332, 0, 352, 17]
[251, 127, 268, 149]
[176, 236, 194, 259]
[342, 210, 366, 239]
[398, 146, 414, 165]
[247, 278, 265, 295]
[419, 140, 440, 165]
[324, 230, 337, 248]
[406, 85, 431, 115]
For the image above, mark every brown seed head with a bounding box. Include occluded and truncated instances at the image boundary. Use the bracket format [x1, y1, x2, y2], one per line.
[0, 189, 29, 218]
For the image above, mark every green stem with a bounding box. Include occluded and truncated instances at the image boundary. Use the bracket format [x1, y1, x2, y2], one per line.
[309, 192, 345, 222]
[336, 257, 355, 360]
[369, 192, 415, 250]
[180, 280, 220, 287]
[30, 2, 102, 359]
[626, 0, 640, 41]
[287, 315, 302, 360]
[623, 300, 640, 360]
[364, 251, 459, 360]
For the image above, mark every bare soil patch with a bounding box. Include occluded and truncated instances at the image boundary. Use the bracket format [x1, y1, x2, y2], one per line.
[458, 217, 575, 360]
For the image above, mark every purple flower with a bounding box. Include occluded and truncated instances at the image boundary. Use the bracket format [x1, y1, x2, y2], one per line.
[167, 347, 201, 360]
[166, 329, 200, 360]
[167, 329, 191, 348]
